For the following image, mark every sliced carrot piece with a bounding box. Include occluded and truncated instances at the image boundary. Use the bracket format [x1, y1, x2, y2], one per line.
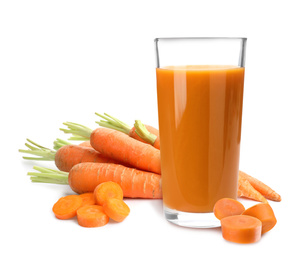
[52, 195, 83, 220]
[103, 198, 130, 222]
[77, 205, 109, 227]
[94, 181, 124, 206]
[213, 198, 245, 220]
[242, 203, 277, 234]
[221, 215, 262, 244]
[79, 192, 96, 206]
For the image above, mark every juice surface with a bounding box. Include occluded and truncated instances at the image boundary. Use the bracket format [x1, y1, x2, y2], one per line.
[156, 65, 245, 213]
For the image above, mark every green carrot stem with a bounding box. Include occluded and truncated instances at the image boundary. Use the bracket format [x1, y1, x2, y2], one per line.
[53, 138, 72, 150]
[60, 122, 92, 141]
[27, 166, 69, 184]
[95, 112, 131, 134]
[19, 139, 56, 160]
[134, 120, 157, 145]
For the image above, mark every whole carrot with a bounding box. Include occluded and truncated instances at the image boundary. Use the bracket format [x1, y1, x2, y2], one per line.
[27, 162, 162, 199]
[19, 139, 119, 172]
[238, 175, 268, 203]
[239, 171, 281, 202]
[90, 127, 161, 174]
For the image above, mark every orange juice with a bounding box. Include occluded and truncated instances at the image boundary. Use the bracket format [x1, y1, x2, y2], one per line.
[156, 65, 245, 213]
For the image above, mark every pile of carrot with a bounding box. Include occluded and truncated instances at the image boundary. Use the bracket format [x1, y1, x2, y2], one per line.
[213, 198, 277, 244]
[53, 181, 130, 227]
[20, 112, 281, 231]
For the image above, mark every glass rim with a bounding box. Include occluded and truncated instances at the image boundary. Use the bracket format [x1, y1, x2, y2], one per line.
[154, 37, 247, 42]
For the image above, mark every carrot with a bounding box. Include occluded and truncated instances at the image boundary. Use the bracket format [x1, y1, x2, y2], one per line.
[95, 112, 159, 145]
[28, 163, 162, 199]
[94, 181, 124, 206]
[90, 127, 161, 174]
[52, 195, 83, 220]
[221, 215, 262, 244]
[239, 170, 281, 202]
[242, 203, 277, 234]
[103, 198, 130, 222]
[238, 175, 268, 203]
[77, 205, 109, 227]
[134, 120, 160, 149]
[213, 198, 245, 220]
[19, 139, 120, 172]
[79, 192, 96, 206]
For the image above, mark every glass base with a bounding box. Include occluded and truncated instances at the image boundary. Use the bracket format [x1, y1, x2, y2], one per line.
[164, 206, 221, 228]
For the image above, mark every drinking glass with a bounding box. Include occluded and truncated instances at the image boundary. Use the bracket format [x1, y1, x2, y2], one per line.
[155, 37, 247, 228]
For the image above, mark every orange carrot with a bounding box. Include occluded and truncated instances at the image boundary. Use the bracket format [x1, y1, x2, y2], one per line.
[54, 145, 119, 172]
[238, 175, 268, 203]
[242, 203, 277, 234]
[103, 198, 130, 222]
[79, 192, 96, 206]
[52, 195, 83, 220]
[95, 112, 159, 145]
[221, 215, 262, 244]
[19, 139, 120, 172]
[90, 128, 161, 174]
[77, 205, 109, 227]
[94, 181, 124, 206]
[239, 170, 281, 202]
[213, 198, 245, 220]
[28, 163, 162, 199]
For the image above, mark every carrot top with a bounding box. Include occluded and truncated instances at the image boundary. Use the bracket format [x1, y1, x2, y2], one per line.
[19, 139, 57, 161]
[95, 112, 132, 135]
[60, 122, 93, 141]
[133, 120, 157, 146]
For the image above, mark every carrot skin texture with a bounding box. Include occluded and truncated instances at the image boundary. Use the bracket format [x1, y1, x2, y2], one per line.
[68, 162, 162, 199]
[213, 198, 245, 220]
[77, 205, 109, 227]
[55, 145, 118, 172]
[52, 195, 83, 220]
[221, 215, 262, 244]
[242, 203, 277, 234]
[239, 171, 281, 202]
[90, 128, 161, 174]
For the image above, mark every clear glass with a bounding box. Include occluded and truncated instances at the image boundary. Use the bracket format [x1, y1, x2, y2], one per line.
[155, 37, 247, 228]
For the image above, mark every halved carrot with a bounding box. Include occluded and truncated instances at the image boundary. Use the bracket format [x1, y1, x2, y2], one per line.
[79, 192, 96, 206]
[94, 181, 124, 206]
[77, 205, 109, 227]
[213, 198, 245, 220]
[221, 215, 262, 244]
[242, 203, 277, 234]
[104, 198, 130, 222]
[52, 195, 83, 220]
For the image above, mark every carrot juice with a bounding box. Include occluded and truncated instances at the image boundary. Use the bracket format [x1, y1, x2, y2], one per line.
[156, 65, 245, 213]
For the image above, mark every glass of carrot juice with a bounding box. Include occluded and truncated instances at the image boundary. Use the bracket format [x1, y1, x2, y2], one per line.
[155, 37, 247, 228]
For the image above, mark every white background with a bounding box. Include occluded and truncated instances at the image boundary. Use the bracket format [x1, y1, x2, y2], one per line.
[1, 0, 305, 259]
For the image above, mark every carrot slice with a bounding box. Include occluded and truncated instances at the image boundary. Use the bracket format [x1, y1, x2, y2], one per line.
[103, 198, 130, 222]
[242, 203, 277, 234]
[94, 181, 124, 206]
[213, 198, 245, 220]
[77, 205, 109, 227]
[221, 215, 262, 244]
[79, 192, 96, 206]
[52, 195, 83, 220]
